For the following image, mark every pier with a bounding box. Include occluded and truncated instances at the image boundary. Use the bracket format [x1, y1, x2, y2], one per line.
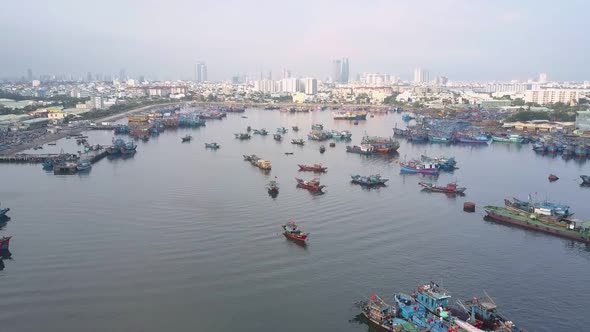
[0, 150, 108, 164]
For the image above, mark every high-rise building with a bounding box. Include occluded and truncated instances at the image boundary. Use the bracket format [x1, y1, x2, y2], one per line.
[304, 78, 318, 95]
[119, 69, 126, 81]
[196, 62, 207, 82]
[281, 78, 301, 93]
[282, 68, 291, 79]
[341, 58, 349, 83]
[87, 72, 92, 82]
[524, 89, 580, 105]
[27, 68, 33, 82]
[332, 59, 342, 83]
[539, 73, 548, 84]
[413, 68, 428, 84]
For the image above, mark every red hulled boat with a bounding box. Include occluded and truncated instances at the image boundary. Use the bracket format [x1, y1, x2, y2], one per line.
[298, 164, 328, 173]
[295, 177, 326, 192]
[282, 221, 309, 242]
[0, 236, 12, 250]
[419, 182, 466, 194]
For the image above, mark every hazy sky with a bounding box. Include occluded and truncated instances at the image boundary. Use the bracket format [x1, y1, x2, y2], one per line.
[1, 0, 588, 81]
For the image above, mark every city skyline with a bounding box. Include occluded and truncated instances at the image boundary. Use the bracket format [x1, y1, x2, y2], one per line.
[1, 1, 589, 81]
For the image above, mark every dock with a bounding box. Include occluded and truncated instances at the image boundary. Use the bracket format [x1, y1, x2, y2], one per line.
[0, 150, 108, 164]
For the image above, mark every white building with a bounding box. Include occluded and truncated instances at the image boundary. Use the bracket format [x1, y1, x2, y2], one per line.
[413, 68, 428, 84]
[280, 78, 301, 93]
[364, 73, 390, 85]
[487, 83, 537, 94]
[88, 96, 104, 110]
[539, 73, 548, 84]
[32, 80, 40, 87]
[524, 89, 580, 105]
[254, 80, 278, 94]
[195, 62, 207, 82]
[303, 78, 317, 95]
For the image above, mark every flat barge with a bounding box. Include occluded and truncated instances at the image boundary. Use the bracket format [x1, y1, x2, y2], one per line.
[484, 206, 590, 243]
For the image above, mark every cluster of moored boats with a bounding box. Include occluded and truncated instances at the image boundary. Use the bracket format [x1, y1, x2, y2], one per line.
[358, 282, 524, 332]
[0, 202, 13, 269]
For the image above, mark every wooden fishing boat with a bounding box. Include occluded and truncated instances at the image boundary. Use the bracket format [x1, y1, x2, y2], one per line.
[181, 135, 192, 142]
[273, 133, 282, 141]
[234, 133, 251, 140]
[351, 174, 388, 187]
[346, 144, 375, 155]
[581, 175, 590, 185]
[282, 221, 308, 242]
[0, 236, 11, 251]
[0, 202, 9, 219]
[298, 164, 327, 173]
[267, 178, 279, 197]
[400, 161, 439, 174]
[205, 142, 220, 149]
[295, 177, 325, 192]
[548, 174, 559, 182]
[419, 182, 466, 194]
[291, 139, 305, 145]
[253, 128, 268, 135]
[319, 145, 326, 153]
[457, 293, 525, 332]
[292, 126, 299, 132]
[357, 294, 418, 332]
[277, 127, 288, 134]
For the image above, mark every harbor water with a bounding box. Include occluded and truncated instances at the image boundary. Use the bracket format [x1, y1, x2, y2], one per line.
[0, 109, 589, 332]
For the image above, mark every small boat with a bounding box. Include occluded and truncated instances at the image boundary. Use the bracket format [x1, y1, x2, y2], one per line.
[277, 127, 288, 134]
[0, 202, 9, 218]
[246, 126, 251, 132]
[284, 152, 294, 155]
[141, 136, 149, 142]
[402, 114, 414, 122]
[282, 221, 308, 242]
[253, 128, 269, 136]
[77, 160, 92, 172]
[48, 142, 57, 146]
[241, 116, 248, 118]
[298, 164, 327, 173]
[548, 174, 559, 182]
[319, 145, 326, 154]
[42, 160, 54, 171]
[400, 161, 439, 175]
[273, 133, 282, 141]
[333, 110, 367, 120]
[243, 154, 259, 162]
[292, 126, 299, 132]
[181, 135, 192, 142]
[581, 175, 590, 185]
[205, 142, 220, 149]
[346, 144, 375, 155]
[0, 236, 11, 251]
[357, 294, 417, 332]
[329, 142, 336, 147]
[351, 174, 388, 187]
[234, 133, 251, 140]
[457, 293, 525, 332]
[311, 123, 323, 130]
[291, 139, 305, 145]
[329, 130, 352, 140]
[295, 177, 325, 193]
[267, 177, 279, 197]
[419, 182, 466, 194]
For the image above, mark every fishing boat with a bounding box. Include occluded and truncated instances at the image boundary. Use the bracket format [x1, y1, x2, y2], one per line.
[400, 161, 439, 175]
[0, 202, 9, 218]
[457, 293, 525, 332]
[282, 221, 308, 242]
[267, 177, 279, 196]
[307, 130, 330, 141]
[574, 144, 589, 157]
[329, 130, 352, 140]
[454, 134, 489, 144]
[181, 135, 192, 142]
[420, 155, 456, 171]
[393, 128, 409, 137]
[394, 293, 450, 332]
[491, 134, 524, 143]
[284, 152, 294, 155]
[311, 123, 323, 130]
[419, 182, 466, 194]
[428, 135, 452, 144]
[253, 128, 268, 136]
[402, 114, 414, 122]
[48, 142, 57, 146]
[357, 294, 417, 332]
[298, 164, 328, 173]
[532, 142, 546, 152]
[333, 110, 367, 120]
[351, 174, 388, 187]
[277, 127, 288, 134]
[361, 136, 400, 153]
[254, 159, 272, 170]
[243, 154, 259, 162]
[292, 126, 299, 132]
[548, 174, 559, 182]
[581, 175, 590, 185]
[234, 133, 251, 140]
[205, 142, 220, 149]
[0, 236, 11, 251]
[504, 197, 572, 218]
[42, 160, 54, 171]
[319, 145, 326, 154]
[273, 133, 282, 141]
[346, 144, 375, 155]
[121, 141, 137, 155]
[295, 177, 325, 193]
[76, 160, 92, 172]
[484, 205, 590, 243]
[291, 139, 305, 145]
[414, 282, 454, 319]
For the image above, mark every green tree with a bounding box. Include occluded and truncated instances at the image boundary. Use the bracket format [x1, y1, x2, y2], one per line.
[512, 98, 525, 106]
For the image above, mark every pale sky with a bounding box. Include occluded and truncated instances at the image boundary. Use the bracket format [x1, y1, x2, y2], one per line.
[0, 0, 588, 81]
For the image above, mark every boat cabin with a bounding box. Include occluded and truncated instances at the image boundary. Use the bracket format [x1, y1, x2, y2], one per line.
[415, 283, 451, 314]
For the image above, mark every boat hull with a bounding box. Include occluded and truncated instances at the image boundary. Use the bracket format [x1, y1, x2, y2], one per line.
[283, 232, 308, 242]
[484, 207, 590, 243]
[400, 165, 439, 174]
[298, 165, 327, 173]
[456, 138, 488, 144]
[419, 183, 465, 193]
[0, 236, 11, 250]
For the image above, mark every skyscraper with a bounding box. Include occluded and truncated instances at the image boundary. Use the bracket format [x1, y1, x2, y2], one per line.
[413, 68, 429, 83]
[282, 68, 291, 79]
[119, 69, 126, 81]
[304, 78, 318, 95]
[332, 59, 342, 83]
[341, 58, 349, 83]
[539, 73, 548, 84]
[27, 68, 33, 82]
[87, 72, 92, 82]
[196, 62, 207, 82]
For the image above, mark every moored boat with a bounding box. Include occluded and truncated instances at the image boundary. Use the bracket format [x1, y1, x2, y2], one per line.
[329, 130, 352, 140]
[273, 133, 282, 141]
[484, 205, 590, 243]
[291, 139, 305, 145]
[311, 123, 323, 130]
[457, 294, 525, 332]
[267, 177, 279, 197]
[454, 134, 489, 144]
[548, 174, 559, 182]
[298, 164, 328, 173]
[181, 135, 192, 142]
[76, 160, 92, 172]
[292, 126, 299, 132]
[253, 128, 268, 136]
[491, 133, 524, 143]
[282, 221, 308, 242]
[581, 175, 590, 185]
[0, 202, 9, 218]
[346, 144, 375, 155]
[234, 133, 251, 140]
[400, 161, 439, 175]
[205, 142, 220, 149]
[0, 236, 11, 251]
[358, 294, 417, 332]
[394, 293, 449, 332]
[419, 182, 466, 194]
[333, 110, 367, 120]
[351, 174, 388, 187]
[277, 127, 288, 134]
[295, 177, 325, 192]
[42, 160, 54, 170]
[319, 145, 326, 153]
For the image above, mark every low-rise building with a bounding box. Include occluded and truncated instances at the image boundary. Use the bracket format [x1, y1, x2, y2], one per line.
[502, 120, 574, 132]
[480, 100, 512, 109]
[21, 117, 49, 130]
[524, 89, 581, 105]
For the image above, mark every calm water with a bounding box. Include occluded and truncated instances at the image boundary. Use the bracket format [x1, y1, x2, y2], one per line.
[0, 109, 589, 332]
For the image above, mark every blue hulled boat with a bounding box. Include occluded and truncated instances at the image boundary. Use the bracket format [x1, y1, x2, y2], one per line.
[394, 293, 449, 332]
[0, 202, 9, 219]
[42, 160, 54, 170]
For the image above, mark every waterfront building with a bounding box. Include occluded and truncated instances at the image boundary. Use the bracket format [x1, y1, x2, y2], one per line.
[303, 78, 318, 95]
